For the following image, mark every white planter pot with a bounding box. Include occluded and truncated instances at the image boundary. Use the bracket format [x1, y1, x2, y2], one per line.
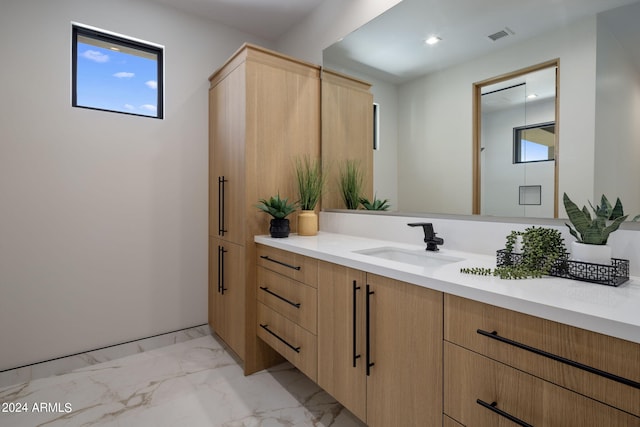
[570, 241, 612, 265]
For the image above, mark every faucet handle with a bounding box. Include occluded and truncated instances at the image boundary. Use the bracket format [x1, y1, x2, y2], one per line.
[407, 222, 442, 251]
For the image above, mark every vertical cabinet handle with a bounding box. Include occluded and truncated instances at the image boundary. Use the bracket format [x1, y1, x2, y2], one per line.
[218, 176, 228, 236]
[365, 284, 375, 376]
[476, 399, 534, 427]
[218, 245, 228, 294]
[352, 280, 361, 367]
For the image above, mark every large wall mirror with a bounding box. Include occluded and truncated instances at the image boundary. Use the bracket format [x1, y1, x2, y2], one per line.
[323, 0, 640, 219]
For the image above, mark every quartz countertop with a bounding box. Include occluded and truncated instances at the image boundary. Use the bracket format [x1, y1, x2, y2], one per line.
[255, 232, 640, 344]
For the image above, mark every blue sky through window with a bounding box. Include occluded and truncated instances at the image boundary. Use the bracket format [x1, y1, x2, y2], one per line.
[521, 139, 549, 162]
[75, 41, 159, 117]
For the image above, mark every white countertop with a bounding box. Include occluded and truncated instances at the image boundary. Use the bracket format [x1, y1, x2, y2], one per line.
[255, 232, 640, 344]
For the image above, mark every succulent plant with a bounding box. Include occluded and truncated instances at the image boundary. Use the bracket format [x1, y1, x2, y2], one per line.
[563, 193, 628, 245]
[256, 194, 296, 219]
[360, 194, 390, 211]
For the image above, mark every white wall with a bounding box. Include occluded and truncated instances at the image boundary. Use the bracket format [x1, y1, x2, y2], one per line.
[483, 98, 555, 218]
[396, 17, 598, 215]
[0, 0, 269, 371]
[594, 16, 640, 216]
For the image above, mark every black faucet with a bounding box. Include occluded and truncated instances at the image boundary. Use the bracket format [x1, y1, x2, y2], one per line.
[408, 222, 444, 251]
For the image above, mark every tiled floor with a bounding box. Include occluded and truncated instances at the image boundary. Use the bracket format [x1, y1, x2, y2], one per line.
[0, 335, 365, 426]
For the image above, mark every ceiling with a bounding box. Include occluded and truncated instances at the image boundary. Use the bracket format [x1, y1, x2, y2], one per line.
[324, 0, 640, 83]
[145, 0, 326, 41]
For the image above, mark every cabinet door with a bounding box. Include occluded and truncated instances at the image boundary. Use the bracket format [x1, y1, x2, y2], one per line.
[209, 69, 245, 245]
[209, 237, 245, 359]
[366, 274, 443, 427]
[317, 262, 367, 422]
[445, 342, 640, 427]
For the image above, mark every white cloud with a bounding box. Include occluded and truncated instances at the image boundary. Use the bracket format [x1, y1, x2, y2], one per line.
[81, 50, 109, 63]
[113, 72, 135, 78]
[140, 104, 157, 112]
[124, 104, 135, 110]
[145, 80, 158, 89]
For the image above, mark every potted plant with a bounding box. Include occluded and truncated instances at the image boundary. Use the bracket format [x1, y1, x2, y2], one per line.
[295, 156, 325, 236]
[256, 194, 297, 238]
[360, 194, 391, 211]
[339, 160, 364, 210]
[461, 227, 567, 279]
[563, 193, 627, 264]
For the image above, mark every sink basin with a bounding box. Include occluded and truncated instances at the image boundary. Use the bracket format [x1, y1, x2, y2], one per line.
[354, 246, 463, 268]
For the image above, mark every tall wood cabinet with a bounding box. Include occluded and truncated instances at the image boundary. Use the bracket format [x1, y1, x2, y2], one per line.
[208, 44, 321, 374]
[317, 262, 443, 426]
[321, 69, 374, 209]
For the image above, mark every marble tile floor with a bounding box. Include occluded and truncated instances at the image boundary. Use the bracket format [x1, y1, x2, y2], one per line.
[0, 334, 366, 426]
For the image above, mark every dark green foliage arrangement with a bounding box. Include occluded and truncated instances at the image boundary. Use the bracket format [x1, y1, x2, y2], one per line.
[460, 226, 567, 280]
[256, 194, 296, 219]
[360, 194, 390, 211]
[563, 193, 628, 245]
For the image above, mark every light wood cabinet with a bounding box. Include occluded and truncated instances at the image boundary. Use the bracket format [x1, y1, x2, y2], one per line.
[444, 294, 640, 425]
[208, 237, 245, 358]
[444, 342, 640, 426]
[317, 262, 443, 426]
[209, 44, 321, 374]
[255, 244, 319, 381]
[321, 69, 373, 209]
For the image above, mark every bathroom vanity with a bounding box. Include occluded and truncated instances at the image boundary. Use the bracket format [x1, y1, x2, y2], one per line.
[254, 232, 640, 427]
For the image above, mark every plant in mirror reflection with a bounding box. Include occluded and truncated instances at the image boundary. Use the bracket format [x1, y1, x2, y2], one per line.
[338, 160, 363, 210]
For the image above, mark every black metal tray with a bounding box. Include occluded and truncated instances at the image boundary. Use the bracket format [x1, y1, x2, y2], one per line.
[496, 249, 629, 287]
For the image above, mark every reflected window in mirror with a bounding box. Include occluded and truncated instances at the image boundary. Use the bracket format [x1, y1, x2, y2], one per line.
[514, 122, 556, 163]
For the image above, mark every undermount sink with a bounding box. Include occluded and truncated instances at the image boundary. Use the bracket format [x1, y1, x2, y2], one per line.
[354, 246, 464, 268]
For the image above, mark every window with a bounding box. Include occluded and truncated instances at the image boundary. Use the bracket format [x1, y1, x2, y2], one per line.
[513, 122, 555, 163]
[72, 24, 163, 118]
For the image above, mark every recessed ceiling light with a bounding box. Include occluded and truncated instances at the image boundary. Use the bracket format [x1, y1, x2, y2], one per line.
[527, 93, 538, 99]
[425, 36, 441, 45]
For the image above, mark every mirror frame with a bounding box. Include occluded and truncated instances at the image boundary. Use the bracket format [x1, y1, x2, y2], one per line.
[472, 58, 560, 217]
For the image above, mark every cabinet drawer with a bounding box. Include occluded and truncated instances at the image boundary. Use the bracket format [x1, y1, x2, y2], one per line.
[444, 342, 640, 427]
[444, 294, 640, 417]
[257, 245, 318, 287]
[257, 302, 317, 381]
[257, 267, 317, 333]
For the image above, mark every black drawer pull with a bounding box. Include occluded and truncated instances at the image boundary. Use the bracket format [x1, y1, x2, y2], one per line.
[477, 399, 533, 427]
[259, 286, 301, 308]
[477, 329, 640, 390]
[260, 255, 301, 271]
[259, 324, 301, 353]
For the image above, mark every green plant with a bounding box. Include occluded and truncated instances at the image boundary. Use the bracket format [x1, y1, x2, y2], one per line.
[563, 193, 628, 245]
[339, 160, 364, 209]
[461, 227, 567, 279]
[294, 156, 325, 211]
[360, 194, 390, 211]
[256, 194, 296, 219]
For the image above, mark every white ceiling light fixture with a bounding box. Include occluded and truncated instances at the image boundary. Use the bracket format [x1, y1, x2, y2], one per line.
[527, 93, 538, 99]
[424, 36, 442, 45]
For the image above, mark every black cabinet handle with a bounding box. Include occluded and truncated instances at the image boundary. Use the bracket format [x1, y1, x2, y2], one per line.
[259, 324, 301, 353]
[477, 329, 640, 390]
[259, 286, 300, 308]
[352, 280, 361, 367]
[218, 176, 228, 236]
[259, 255, 301, 271]
[218, 245, 228, 294]
[365, 284, 375, 376]
[476, 399, 533, 427]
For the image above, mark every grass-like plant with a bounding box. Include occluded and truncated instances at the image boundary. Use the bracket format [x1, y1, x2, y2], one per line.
[256, 194, 296, 219]
[339, 160, 364, 209]
[563, 193, 628, 245]
[295, 156, 325, 211]
[360, 194, 390, 211]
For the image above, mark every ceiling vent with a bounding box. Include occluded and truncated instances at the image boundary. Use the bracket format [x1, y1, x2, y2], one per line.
[488, 30, 509, 41]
